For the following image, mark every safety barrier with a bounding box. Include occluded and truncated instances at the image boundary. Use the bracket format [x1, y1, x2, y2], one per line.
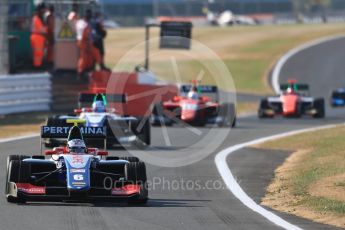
[0, 73, 52, 115]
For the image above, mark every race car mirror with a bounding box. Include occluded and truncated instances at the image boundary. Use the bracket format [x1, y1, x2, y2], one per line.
[97, 151, 108, 156]
[74, 108, 82, 114]
[87, 148, 98, 155]
[45, 150, 56, 155]
[160, 21, 192, 49]
[200, 96, 210, 102]
[53, 147, 65, 154]
[173, 96, 181, 102]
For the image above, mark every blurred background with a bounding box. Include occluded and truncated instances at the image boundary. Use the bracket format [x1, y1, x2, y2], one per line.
[2, 0, 345, 74]
[0, 0, 344, 117]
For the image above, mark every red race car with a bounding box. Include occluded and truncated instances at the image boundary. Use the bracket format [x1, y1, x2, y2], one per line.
[151, 82, 236, 127]
[258, 80, 325, 118]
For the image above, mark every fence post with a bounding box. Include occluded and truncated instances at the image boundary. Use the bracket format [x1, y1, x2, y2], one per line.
[0, 0, 8, 74]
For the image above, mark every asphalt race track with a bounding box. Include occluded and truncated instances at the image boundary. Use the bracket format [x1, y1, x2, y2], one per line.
[0, 36, 345, 230]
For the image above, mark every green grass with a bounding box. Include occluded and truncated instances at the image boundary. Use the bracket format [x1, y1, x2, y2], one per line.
[259, 126, 345, 216]
[307, 197, 345, 214]
[105, 24, 345, 94]
[225, 59, 269, 93]
[0, 112, 50, 138]
[0, 112, 48, 126]
[336, 182, 345, 188]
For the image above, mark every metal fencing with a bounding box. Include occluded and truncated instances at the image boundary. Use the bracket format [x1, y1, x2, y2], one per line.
[0, 73, 52, 115]
[0, 0, 8, 74]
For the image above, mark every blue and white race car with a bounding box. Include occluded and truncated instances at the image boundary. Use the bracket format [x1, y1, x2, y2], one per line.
[5, 123, 148, 204]
[330, 88, 345, 107]
[44, 93, 150, 148]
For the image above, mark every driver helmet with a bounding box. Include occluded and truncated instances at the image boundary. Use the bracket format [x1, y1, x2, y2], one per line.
[67, 139, 86, 154]
[188, 86, 199, 100]
[286, 87, 294, 94]
[92, 100, 106, 112]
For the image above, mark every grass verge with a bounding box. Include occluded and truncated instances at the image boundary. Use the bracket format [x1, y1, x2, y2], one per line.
[0, 112, 48, 139]
[256, 126, 345, 228]
[105, 24, 345, 93]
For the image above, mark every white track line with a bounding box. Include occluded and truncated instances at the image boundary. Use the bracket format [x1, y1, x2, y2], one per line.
[215, 124, 342, 230]
[271, 34, 345, 94]
[216, 34, 345, 230]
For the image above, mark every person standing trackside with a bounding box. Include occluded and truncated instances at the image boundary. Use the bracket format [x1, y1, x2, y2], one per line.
[31, 3, 48, 68]
[45, 5, 55, 65]
[76, 10, 110, 79]
[68, 4, 79, 33]
[91, 13, 107, 63]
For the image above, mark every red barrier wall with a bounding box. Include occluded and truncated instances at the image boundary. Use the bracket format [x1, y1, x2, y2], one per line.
[87, 71, 178, 117]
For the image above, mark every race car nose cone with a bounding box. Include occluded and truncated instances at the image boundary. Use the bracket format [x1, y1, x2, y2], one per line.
[181, 110, 196, 121]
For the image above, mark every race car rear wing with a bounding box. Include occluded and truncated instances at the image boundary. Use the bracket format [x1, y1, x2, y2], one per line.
[180, 85, 218, 93]
[41, 126, 107, 139]
[78, 93, 127, 108]
[280, 83, 309, 92]
[180, 85, 219, 102]
[40, 125, 107, 153]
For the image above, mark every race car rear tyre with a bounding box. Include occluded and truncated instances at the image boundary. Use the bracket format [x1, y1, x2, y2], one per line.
[125, 162, 148, 204]
[218, 103, 236, 127]
[106, 156, 120, 160]
[151, 104, 173, 126]
[6, 160, 30, 203]
[44, 139, 62, 148]
[32, 155, 45, 160]
[45, 116, 68, 148]
[46, 116, 67, 126]
[133, 117, 151, 147]
[258, 99, 272, 118]
[119, 156, 140, 162]
[313, 98, 325, 118]
[151, 104, 162, 126]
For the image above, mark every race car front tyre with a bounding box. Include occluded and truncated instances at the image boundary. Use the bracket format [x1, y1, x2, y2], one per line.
[313, 98, 325, 118]
[125, 162, 148, 204]
[5, 155, 30, 194]
[6, 160, 30, 203]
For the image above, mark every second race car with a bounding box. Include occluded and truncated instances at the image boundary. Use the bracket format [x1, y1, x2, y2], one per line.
[151, 82, 236, 127]
[44, 93, 150, 148]
[258, 80, 325, 118]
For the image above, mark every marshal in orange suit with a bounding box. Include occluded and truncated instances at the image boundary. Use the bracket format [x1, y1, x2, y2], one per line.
[46, 5, 55, 64]
[30, 3, 48, 68]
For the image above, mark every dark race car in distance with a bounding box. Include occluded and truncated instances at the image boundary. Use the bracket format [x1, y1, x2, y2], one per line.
[258, 80, 325, 118]
[5, 122, 148, 204]
[330, 88, 345, 107]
